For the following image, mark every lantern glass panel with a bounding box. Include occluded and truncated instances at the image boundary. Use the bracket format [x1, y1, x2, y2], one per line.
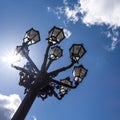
[79, 46, 86, 58]
[73, 45, 81, 54]
[79, 67, 87, 78]
[52, 27, 61, 37]
[73, 67, 80, 77]
[57, 31, 65, 43]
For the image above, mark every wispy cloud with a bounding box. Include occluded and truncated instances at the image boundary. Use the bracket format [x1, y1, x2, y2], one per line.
[63, 28, 72, 38]
[47, 1, 81, 24]
[104, 27, 120, 51]
[0, 94, 21, 120]
[32, 115, 37, 120]
[47, 0, 120, 50]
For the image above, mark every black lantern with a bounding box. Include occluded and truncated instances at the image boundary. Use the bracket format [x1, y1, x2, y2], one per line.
[47, 26, 65, 45]
[23, 28, 40, 46]
[73, 65, 87, 83]
[59, 77, 72, 96]
[49, 46, 63, 60]
[69, 44, 86, 63]
[15, 46, 29, 58]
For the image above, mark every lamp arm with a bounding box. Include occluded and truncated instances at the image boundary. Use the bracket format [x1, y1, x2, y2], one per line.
[51, 79, 77, 89]
[23, 50, 40, 73]
[46, 59, 53, 71]
[48, 62, 74, 77]
[11, 64, 37, 76]
[41, 45, 50, 71]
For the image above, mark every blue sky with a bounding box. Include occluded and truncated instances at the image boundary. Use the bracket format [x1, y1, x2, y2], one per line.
[0, 0, 120, 120]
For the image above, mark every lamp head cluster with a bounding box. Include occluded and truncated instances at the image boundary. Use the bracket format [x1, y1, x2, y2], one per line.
[12, 26, 88, 100]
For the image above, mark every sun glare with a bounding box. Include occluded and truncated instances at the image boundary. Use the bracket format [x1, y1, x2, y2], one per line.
[1, 50, 22, 65]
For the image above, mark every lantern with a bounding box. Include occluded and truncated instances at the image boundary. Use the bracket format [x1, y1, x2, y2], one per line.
[73, 65, 87, 83]
[23, 28, 40, 46]
[47, 26, 65, 45]
[69, 44, 86, 63]
[49, 46, 63, 60]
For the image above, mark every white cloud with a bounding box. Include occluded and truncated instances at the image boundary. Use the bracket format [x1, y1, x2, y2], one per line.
[47, 0, 120, 50]
[64, 4, 81, 24]
[63, 28, 72, 38]
[80, 0, 120, 27]
[0, 94, 21, 120]
[54, 0, 120, 27]
[80, 0, 120, 50]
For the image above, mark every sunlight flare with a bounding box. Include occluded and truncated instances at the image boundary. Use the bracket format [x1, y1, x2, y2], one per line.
[1, 50, 23, 65]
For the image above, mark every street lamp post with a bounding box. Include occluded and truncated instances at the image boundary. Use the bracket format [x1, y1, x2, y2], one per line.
[11, 26, 88, 120]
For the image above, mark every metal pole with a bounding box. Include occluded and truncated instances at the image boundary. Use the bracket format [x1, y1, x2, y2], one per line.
[11, 50, 40, 120]
[11, 71, 48, 120]
[11, 89, 37, 120]
[23, 51, 40, 73]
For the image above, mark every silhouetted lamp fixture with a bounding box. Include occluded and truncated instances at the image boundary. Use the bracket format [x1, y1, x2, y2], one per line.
[23, 28, 40, 46]
[11, 26, 88, 120]
[70, 44, 86, 63]
[59, 77, 72, 96]
[14, 46, 29, 61]
[49, 46, 63, 60]
[14, 28, 40, 58]
[73, 65, 88, 83]
[47, 26, 65, 45]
